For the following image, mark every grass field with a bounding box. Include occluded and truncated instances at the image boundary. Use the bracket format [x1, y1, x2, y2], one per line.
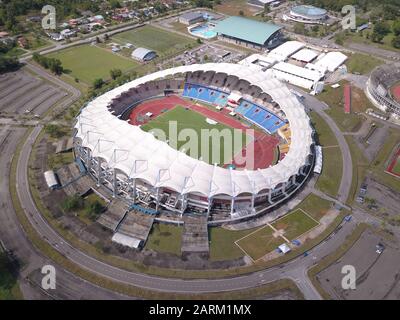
[209, 227, 258, 261]
[141, 105, 249, 165]
[309, 109, 343, 198]
[346, 53, 383, 75]
[271, 209, 319, 241]
[318, 81, 367, 133]
[392, 157, 400, 175]
[215, 0, 260, 16]
[113, 25, 196, 58]
[236, 225, 283, 261]
[297, 194, 333, 221]
[145, 223, 182, 256]
[47, 45, 138, 84]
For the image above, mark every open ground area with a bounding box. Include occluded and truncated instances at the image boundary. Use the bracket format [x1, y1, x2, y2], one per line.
[46, 45, 137, 84]
[271, 209, 319, 241]
[113, 25, 196, 58]
[236, 225, 284, 261]
[317, 229, 400, 299]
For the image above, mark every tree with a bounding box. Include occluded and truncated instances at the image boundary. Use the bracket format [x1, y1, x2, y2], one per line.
[392, 20, 400, 36]
[61, 194, 83, 212]
[392, 35, 400, 49]
[45, 124, 64, 138]
[294, 22, 306, 35]
[93, 78, 104, 89]
[239, 10, 244, 16]
[110, 68, 122, 80]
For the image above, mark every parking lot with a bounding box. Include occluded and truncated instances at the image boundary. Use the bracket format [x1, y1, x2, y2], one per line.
[317, 229, 400, 299]
[0, 71, 68, 117]
[172, 43, 245, 66]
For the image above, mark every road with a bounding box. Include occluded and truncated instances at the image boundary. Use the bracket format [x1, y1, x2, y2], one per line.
[0, 127, 133, 299]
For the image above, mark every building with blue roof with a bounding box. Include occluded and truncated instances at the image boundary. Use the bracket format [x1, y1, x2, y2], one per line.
[213, 16, 283, 50]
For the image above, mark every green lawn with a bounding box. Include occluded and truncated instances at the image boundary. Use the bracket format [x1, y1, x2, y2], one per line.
[113, 25, 196, 58]
[318, 81, 366, 133]
[141, 105, 249, 165]
[236, 225, 283, 261]
[309, 111, 338, 147]
[297, 194, 333, 221]
[145, 223, 182, 256]
[209, 227, 257, 261]
[392, 157, 400, 175]
[316, 146, 343, 198]
[47, 45, 138, 84]
[47, 151, 74, 170]
[271, 209, 319, 241]
[75, 193, 107, 225]
[346, 53, 383, 75]
[309, 108, 343, 198]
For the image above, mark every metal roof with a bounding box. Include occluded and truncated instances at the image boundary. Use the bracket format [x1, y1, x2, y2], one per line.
[214, 16, 282, 46]
[131, 47, 156, 60]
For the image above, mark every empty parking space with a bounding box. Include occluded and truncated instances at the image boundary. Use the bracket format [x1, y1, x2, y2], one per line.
[0, 71, 68, 116]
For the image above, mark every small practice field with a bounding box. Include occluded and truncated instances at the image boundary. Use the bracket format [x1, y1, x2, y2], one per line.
[235, 225, 284, 261]
[140, 105, 250, 166]
[113, 25, 196, 57]
[346, 53, 383, 75]
[215, 0, 260, 17]
[385, 146, 400, 178]
[46, 45, 137, 84]
[271, 209, 319, 241]
[208, 227, 258, 261]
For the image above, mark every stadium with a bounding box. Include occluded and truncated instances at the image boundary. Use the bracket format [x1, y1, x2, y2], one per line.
[73, 63, 315, 224]
[283, 5, 328, 24]
[366, 63, 400, 118]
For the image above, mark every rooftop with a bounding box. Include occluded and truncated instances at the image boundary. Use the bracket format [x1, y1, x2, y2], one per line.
[214, 16, 282, 46]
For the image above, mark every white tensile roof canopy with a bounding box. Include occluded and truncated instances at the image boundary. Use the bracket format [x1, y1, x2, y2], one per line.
[75, 63, 313, 197]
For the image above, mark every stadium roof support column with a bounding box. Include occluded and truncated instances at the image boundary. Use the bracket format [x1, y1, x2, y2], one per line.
[155, 187, 160, 211]
[268, 189, 273, 204]
[230, 197, 235, 215]
[131, 178, 137, 204]
[86, 148, 91, 171]
[207, 197, 213, 217]
[96, 158, 101, 187]
[113, 169, 117, 198]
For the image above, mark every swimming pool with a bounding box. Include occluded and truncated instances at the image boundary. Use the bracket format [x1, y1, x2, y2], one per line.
[188, 23, 217, 39]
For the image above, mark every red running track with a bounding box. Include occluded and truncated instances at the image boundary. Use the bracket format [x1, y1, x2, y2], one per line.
[386, 147, 400, 178]
[128, 95, 279, 169]
[392, 85, 400, 103]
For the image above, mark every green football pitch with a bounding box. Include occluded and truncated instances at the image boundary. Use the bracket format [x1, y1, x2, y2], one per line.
[140, 106, 251, 165]
[46, 45, 137, 84]
[393, 157, 400, 175]
[113, 25, 196, 56]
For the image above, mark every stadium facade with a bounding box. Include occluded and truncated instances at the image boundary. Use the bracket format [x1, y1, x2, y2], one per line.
[366, 64, 400, 118]
[74, 63, 315, 223]
[283, 5, 327, 24]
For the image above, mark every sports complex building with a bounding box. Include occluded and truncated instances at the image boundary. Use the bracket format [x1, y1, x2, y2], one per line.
[214, 16, 284, 50]
[366, 63, 400, 118]
[74, 63, 315, 223]
[283, 5, 328, 24]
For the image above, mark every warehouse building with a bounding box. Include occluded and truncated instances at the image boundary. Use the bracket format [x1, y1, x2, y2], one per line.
[131, 47, 157, 62]
[214, 16, 283, 50]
